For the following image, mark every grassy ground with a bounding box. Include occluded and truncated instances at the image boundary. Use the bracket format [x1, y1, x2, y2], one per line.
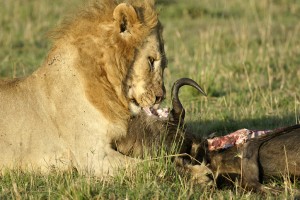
[1, 0, 300, 199]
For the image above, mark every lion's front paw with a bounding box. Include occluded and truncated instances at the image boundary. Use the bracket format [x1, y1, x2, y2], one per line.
[137, 91, 156, 108]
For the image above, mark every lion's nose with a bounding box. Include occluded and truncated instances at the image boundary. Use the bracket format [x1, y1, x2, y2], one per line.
[155, 86, 166, 104]
[155, 85, 166, 104]
[155, 96, 163, 104]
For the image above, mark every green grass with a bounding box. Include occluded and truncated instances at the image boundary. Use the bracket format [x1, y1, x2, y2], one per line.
[1, 0, 300, 199]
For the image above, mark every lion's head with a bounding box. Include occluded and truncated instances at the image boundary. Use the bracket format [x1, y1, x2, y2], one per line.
[50, 0, 167, 121]
[112, 2, 167, 114]
[125, 21, 167, 115]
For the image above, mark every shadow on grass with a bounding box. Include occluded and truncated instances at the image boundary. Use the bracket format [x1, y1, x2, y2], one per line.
[187, 114, 297, 137]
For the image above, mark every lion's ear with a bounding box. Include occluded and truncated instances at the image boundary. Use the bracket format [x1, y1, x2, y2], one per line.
[113, 3, 138, 37]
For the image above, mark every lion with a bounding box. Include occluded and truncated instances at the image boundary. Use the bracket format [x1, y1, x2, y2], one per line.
[0, 0, 167, 176]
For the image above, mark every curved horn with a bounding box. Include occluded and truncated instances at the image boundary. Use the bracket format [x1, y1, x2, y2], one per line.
[171, 78, 206, 122]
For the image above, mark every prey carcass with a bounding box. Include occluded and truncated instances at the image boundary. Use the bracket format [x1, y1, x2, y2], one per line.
[195, 124, 300, 193]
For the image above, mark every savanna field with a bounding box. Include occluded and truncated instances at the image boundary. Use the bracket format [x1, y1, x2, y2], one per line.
[1, 0, 300, 199]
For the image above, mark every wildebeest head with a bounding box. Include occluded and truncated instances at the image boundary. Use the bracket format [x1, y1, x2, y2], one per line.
[114, 78, 206, 158]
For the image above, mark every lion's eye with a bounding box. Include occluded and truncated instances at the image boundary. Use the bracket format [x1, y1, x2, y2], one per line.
[148, 57, 155, 71]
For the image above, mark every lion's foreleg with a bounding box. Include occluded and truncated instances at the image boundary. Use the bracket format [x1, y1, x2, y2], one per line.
[76, 148, 142, 176]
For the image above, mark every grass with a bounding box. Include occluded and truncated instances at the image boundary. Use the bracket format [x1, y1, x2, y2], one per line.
[1, 0, 300, 199]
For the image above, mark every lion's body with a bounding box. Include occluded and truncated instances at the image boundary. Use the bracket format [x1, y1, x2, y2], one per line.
[0, 0, 167, 175]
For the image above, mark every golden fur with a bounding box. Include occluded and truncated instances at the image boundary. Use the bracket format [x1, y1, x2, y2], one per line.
[0, 0, 167, 175]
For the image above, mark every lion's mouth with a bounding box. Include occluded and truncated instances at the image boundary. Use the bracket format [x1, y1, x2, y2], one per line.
[130, 99, 169, 118]
[143, 104, 169, 118]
